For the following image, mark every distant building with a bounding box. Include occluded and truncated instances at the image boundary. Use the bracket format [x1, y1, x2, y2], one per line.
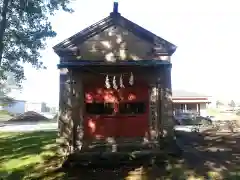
[25, 102, 43, 113]
[172, 90, 211, 116]
[1, 101, 47, 114]
[2, 100, 26, 114]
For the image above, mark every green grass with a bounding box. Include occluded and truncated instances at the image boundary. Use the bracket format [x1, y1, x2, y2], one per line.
[0, 131, 64, 180]
[0, 110, 12, 116]
[206, 108, 221, 116]
[0, 110, 13, 122]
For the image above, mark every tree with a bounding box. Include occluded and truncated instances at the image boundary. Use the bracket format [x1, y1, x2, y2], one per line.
[229, 100, 236, 108]
[0, 0, 74, 85]
[0, 84, 14, 106]
[0, 72, 21, 106]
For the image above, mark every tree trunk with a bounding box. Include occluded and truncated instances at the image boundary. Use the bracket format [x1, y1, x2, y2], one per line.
[0, 0, 10, 65]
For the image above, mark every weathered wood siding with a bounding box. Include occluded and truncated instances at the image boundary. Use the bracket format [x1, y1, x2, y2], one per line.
[67, 26, 170, 62]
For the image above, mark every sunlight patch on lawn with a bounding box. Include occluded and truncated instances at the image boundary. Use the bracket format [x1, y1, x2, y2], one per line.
[0, 131, 62, 180]
[1, 155, 41, 171]
[1, 150, 57, 172]
[207, 171, 223, 179]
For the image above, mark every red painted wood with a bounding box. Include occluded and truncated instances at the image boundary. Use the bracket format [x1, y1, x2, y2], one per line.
[84, 85, 149, 139]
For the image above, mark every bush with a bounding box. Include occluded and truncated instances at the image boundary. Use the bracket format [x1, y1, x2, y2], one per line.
[236, 110, 240, 116]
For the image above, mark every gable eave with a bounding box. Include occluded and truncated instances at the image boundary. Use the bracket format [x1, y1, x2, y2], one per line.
[53, 15, 114, 54]
[116, 16, 177, 55]
[53, 12, 177, 56]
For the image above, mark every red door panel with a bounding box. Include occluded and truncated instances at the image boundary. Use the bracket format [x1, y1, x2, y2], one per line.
[116, 115, 149, 137]
[84, 85, 149, 139]
[84, 116, 117, 139]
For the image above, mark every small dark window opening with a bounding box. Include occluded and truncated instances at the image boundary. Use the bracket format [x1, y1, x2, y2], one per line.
[119, 102, 145, 115]
[86, 103, 114, 115]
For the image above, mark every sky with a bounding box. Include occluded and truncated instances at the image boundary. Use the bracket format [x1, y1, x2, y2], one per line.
[10, 0, 240, 106]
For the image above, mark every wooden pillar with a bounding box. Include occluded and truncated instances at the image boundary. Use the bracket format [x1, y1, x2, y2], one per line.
[161, 63, 174, 137]
[184, 104, 187, 112]
[58, 69, 67, 140]
[67, 70, 85, 151]
[158, 85, 163, 136]
[67, 69, 75, 152]
[75, 72, 85, 151]
[156, 68, 163, 137]
[196, 103, 199, 115]
[57, 68, 75, 155]
[149, 85, 158, 140]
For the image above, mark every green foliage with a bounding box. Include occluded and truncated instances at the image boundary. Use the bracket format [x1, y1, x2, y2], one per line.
[236, 110, 240, 116]
[0, 0, 74, 84]
[0, 72, 23, 106]
[206, 108, 220, 116]
[0, 110, 12, 116]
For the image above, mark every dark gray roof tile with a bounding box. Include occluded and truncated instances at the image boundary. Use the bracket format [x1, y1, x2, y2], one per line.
[172, 90, 208, 97]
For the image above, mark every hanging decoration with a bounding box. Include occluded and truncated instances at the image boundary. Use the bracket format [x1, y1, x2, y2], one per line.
[119, 74, 125, 88]
[105, 75, 111, 89]
[113, 76, 118, 90]
[104, 72, 134, 89]
[129, 72, 134, 86]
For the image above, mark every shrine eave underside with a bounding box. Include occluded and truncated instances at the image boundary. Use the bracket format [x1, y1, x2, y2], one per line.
[57, 59, 172, 69]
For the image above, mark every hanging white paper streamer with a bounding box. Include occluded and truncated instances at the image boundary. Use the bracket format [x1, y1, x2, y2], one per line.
[105, 75, 111, 89]
[113, 76, 118, 90]
[120, 74, 125, 88]
[129, 72, 134, 86]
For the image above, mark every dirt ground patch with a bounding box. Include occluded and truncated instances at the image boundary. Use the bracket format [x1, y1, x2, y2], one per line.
[7, 111, 49, 123]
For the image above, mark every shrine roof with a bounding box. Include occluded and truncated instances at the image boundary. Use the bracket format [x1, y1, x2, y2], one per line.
[53, 2, 177, 56]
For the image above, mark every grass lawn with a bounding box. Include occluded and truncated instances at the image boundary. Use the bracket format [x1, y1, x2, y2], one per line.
[0, 131, 64, 180]
[0, 110, 13, 122]
[206, 108, 221, 116]
[0, 110, 12, 116]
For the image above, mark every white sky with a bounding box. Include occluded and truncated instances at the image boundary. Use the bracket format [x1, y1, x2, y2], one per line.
[11, 0, 240, 106]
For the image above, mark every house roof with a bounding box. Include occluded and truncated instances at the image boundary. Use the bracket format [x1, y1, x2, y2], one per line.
[53, 2, 177, 57]
[172, 90, 209, 97]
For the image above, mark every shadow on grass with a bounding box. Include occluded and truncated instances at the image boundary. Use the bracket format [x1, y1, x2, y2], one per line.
[58, 131, 240, 180]
[0, 131, 61, 180]
[0, 131, 240, 179]
[175, 131, 240, 179]
[0, 131, 56, 162]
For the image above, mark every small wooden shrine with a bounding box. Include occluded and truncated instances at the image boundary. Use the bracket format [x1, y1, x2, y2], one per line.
[53, 2, 177, 161]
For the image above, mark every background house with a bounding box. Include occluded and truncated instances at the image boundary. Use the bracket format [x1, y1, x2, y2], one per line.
[2, 100, 26, 115]
[1, 100, 57, 115]
[25, 102, 43, 113]
[172, 90, 211, 116]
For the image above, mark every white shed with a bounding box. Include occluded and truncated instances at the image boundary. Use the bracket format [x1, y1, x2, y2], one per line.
[3, 100, 26, 114]
[25, 102, 43, 113]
